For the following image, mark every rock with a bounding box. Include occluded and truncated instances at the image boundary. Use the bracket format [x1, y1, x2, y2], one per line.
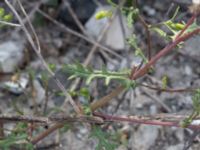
[32, 79, 45, 104]
[183, 36, 200, 58]
[58, 0, 96, 29]
[143, 5, 156, 16]
[1, 74, 28, 95]
[165, 144, 184, 150]
[129, 125, 160, 150]
[58, 0, 119, 29]
[116, 145, 127, 150]
[0, 41, 24, 73]
[85, 6, 133, 51]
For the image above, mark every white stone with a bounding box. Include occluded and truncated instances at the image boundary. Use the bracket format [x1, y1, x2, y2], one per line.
[193, 0, 200, 4]
[32, 79, 45, 104]
[130, 125, 160, 150]
[0, 41, 24, 73]
[3, 74, 28, 94]
[184, 65, 192, 75]
[166, 144, 184, 150]
[85, 6, 133, 51]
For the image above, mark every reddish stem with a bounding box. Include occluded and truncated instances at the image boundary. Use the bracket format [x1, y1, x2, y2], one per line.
[132, 27, 200, 80]
[175, 14, 196, 40]
[132, 14, 198, 80]
[94, 112, 200, 129]
[140, 83, 196, 93]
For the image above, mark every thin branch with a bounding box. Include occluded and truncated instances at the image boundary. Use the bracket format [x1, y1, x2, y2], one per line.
[90, 85, 125, 111]
[0, 114, 103, 124]
[17, 0, 41, 53]
[64, 1, 86, 34]
[31, 123, 63, 145]
[94, 112, 200, 129]
[139, 83, 196, 93]
[175, 14, 197, 40]
[0, 20, 21, 27]
[138, 15, 152, 60]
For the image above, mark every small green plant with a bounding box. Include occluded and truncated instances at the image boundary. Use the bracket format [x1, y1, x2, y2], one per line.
[0, 7, 13, 27]
[0, 123, 33, 150]
[181, 89, 200, 127]
[62, 63, 136, 89]
[90, 126, 119, 150]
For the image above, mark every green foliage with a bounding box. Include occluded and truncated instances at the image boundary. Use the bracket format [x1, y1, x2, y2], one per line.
[181, 89, 200, 127]
[62, 63, 136, 89]
[0, 7, 13, 27]
[107, 0, 118, 7]
[126, 7, 139, 28]
[107, 0, 139, 27]
[127, 34, 148, 63]
[59, 124, 71, 133]
[79, 87, 90, 100]
[192, 89, 200, 112]
[90, 126, 119, 150]
[161, 75, 168, 89]
[135, 49, 148, 64]
[48, 63, 56, 72]
[69, 87, 92, 115]
[0, 123, 33, 150]
[150, 6, 200, 42]
[0, 8, 13, 22]
[126, 34, 139, 49]
[95, 10, 112, 20]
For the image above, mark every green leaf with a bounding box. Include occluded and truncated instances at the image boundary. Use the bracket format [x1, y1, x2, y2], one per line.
[161, 75, 168, 89]
[86, 75, 95, 85]
[90, 126, 118, 150]
[107, 0, 117, 7]
[126, 8, 139, 28]
[105, 77, 111, 85]
[48, 63, 56, 72]
[151, 27, 167, 38]
[135, 49, 148, 63]
[3, 13, 13, 22]
[0, 8, 5, 18]
[192, 89, 200, 112]
[181, 89, 200, 127]
[80, 88, 90, 99]
[68, 75, 77, 80]
[62, 63, 131, 88]
[95, 10, 112, 20]
[83, 105, 92, 115]
[170, 6, 180, 20]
